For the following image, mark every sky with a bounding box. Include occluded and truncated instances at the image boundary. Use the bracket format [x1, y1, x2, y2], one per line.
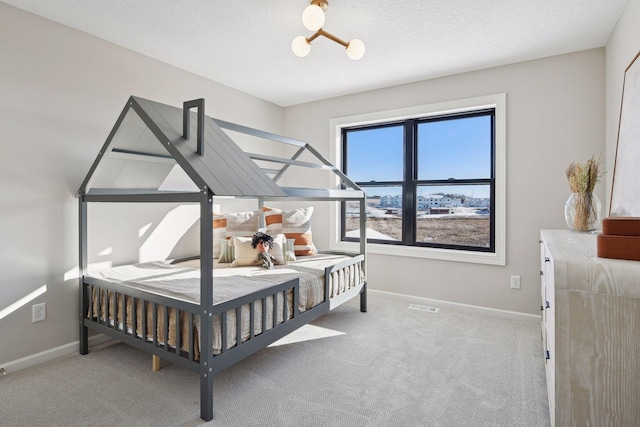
[346, 114, 492, 199]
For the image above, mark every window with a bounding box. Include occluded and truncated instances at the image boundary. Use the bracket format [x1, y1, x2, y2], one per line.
[329, 94, 505, 265]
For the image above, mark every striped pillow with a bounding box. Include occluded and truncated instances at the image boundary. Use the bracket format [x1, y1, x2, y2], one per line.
[263, 207, 317, 256]
[218, 239, 234, 263]
[212, 210, 260, 258]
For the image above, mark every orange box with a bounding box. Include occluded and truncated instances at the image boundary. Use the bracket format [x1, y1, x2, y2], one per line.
[602, 217, 640, 236]
[597, 234, 640, 261]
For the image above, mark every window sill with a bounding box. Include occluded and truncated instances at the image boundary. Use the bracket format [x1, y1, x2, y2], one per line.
[330, 240, 505, 266]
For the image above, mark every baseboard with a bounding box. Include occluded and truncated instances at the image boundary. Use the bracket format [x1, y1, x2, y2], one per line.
[0, 334, 113, 375]
[369, 289, 540, 322]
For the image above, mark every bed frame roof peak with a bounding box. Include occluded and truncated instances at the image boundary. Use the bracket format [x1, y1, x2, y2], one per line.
[77, 96, 363, 201]
[77, 96, 287, 198]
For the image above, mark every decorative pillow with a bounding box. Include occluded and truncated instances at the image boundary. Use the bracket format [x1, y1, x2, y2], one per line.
[230, 236, 259, 267]
[270, 234, 286, 264]
[230, 234, 286, 266]
[263, 207, 317, 256]
[218, 239, 234, 263]
[284, 238, 297, 262]
[212, 210, 260, 258]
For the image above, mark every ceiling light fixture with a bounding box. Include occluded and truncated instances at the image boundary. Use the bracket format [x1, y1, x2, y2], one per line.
[292, 0, 365, 60]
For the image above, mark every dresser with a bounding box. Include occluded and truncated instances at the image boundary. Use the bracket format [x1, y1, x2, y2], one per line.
[540, 230, 640, 427]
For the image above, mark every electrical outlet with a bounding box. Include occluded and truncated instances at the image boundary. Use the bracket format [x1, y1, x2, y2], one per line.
[32, 303, 46, 322]
[510, 275, 521, 289]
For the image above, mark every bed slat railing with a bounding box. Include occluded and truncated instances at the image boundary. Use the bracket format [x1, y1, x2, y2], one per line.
[132, 296, 137, 340]
[141, 300, 147, 344]
[83, 278, 201, 372]
[249, 302, 256, 339]
[235, 307, 242, 348]
[261, 297, 267, 333]
[211, 278, 310, 375]
[188, 312, 194, 360]
[163, 305, 169, 351]
[283, 290, 289, 324]
[175, 309, 181, 356]
[221, 312, 228, 353]
[272, 292, 278, 329]
[152, 302, 158, 347]
[122, 293, 127, 335]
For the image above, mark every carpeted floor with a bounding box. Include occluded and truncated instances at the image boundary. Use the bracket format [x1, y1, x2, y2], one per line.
[1, 291, 550, 426]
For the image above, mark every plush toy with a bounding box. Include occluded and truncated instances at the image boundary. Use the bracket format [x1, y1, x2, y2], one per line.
[251, 232, 282, 270]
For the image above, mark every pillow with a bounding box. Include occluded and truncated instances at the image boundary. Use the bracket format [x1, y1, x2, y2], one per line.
[284, 238, 297, 262]
[212, 210, 260, 258]
[263, 207, 317, 256]
[270, 234, 286, 263]
[230, 236, 259, 267]
[218, 239, 234, 263]
[230, 234, 287, 266]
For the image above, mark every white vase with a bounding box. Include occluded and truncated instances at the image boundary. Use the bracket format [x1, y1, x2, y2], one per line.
[564, 192, 601, 232]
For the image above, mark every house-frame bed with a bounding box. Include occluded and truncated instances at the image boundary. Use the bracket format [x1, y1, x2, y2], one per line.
[77, 96, 367, 421]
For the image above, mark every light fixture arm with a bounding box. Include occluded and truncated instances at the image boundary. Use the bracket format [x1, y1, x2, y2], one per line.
[310, 0, 329, 11]
[307, 28, 348, 48]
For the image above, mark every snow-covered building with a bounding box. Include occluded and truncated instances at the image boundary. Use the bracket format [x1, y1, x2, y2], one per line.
[463, 197, 490, 208]
[418, 194, 462, 210]
[380, 195, 402, 208]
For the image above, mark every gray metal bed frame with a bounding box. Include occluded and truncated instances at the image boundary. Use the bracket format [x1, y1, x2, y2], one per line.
[77, 96, 367, 421]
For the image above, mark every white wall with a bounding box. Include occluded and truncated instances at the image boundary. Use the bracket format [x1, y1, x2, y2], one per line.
[284, 49, 606, 315]
[605, 0, 640, 213]
[0, 4, 283, 366]
[3, 0, 637, 370]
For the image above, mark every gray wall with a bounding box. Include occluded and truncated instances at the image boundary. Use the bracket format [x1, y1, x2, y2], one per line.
[0, 4, 282, 366]
[283, 49, 606, 316]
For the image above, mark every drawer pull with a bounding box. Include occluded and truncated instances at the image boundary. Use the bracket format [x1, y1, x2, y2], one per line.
[545, 350, 551, 360]
[540, 270, 543, 276]
[544, 257, 550, 263]
[546, 301, 550, 309]
[540, 305, 544, 311]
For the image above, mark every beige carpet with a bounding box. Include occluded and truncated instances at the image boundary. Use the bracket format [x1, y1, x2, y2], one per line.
[1, 291, 550, 426]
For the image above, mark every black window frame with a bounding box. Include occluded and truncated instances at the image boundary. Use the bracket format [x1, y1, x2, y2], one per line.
[340, 108, 496, 253]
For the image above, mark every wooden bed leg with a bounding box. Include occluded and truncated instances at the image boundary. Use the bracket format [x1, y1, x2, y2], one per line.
[152, 355, 161, 371]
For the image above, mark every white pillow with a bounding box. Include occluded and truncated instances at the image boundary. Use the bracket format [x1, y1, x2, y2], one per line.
[270, 234, 286, 263]
[231, 236, 258, 266]
[231, 234, 286, 266]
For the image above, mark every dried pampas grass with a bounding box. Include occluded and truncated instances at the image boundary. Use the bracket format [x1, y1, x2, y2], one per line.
[566, 155, 600, 193]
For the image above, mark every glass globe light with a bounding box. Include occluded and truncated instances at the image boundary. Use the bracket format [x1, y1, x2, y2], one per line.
[346, 39, 365, 60]
[292, 36, 311, 57]
[302, 4, 325, 31]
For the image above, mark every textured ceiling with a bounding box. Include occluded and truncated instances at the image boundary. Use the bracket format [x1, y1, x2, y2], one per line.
[2, 0, 629, 107]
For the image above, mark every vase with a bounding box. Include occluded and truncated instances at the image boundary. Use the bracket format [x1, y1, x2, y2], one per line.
[564, 192, 601, 232]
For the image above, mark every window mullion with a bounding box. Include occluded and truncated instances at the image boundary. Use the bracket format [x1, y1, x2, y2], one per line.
[403, 120, 416, 245]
